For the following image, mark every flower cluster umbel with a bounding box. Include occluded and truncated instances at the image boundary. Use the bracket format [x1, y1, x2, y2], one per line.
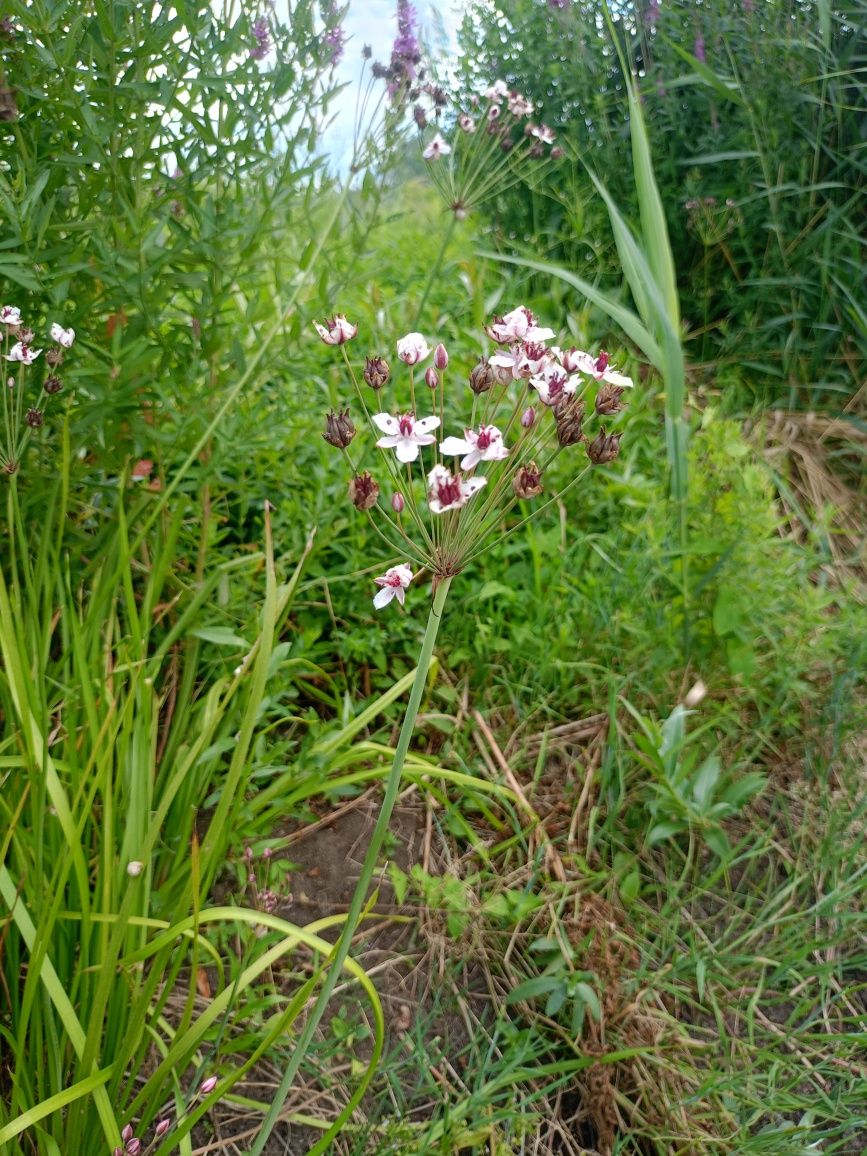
[1, 305, 74, 475]
[315, 307, 632, 610]
[417, 78, 560, 220]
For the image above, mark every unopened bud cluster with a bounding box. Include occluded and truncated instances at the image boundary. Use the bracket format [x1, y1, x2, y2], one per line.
[1, 305, 76, 475]
[314, 304, 633, 611]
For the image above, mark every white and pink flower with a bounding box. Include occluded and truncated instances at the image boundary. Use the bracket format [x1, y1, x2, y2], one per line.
[507, 92, 534, 118]
[489, 340, 551, 381]
[427, 464, 487, 514]
[50, 323, 75, 348]
[5, 342, 42, 365]
[485, 79, 509, 103]
[422, 133, 451, 161]
[0, 305, 21, 326]
[486, 306, 555, 345]
[373, 563, 414, 610]
[458, 114, 476, 134]
[314, 314, 358, 345]
[373, 412, 440, 463]
[396, 332, 431, 365]
[530, 362, 580, 407]
[528, 123, 556, 144]
[566, 349, 634, 388]
[440, 424, 509, 471]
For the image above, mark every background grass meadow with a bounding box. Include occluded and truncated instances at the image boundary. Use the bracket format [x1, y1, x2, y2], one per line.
[0, 1, 865, 1154]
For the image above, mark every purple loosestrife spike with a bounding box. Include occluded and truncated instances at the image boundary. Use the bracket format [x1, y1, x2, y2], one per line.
[364, 356, 390, 389]
[200, 1076, 218, 1096]
[587, 426, 622, 464]
[434, 343, 448, 370]
[348, 472, 380, 510]
[424, 367, 439, 389]
[322, 408, 356, 449]
[513, 462, 543, 499]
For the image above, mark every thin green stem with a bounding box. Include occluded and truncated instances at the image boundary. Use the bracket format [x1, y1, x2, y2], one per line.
[249, 576, 453, 1156]
[413, 214, 457, 329]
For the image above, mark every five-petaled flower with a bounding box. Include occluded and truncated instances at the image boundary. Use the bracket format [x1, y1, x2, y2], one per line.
[373, 564, 413, 610]
[373, 412, 440, 462]
[314, 314, 358, 345]
[427, 464, 487, 514]
[565, 349, 634, 388]
[440, 424, 509, 471]
[422, 133, 451, 161]
[396, 332, 430, 365]
[530, 363, 579, 407]
[0, 305, 21, 325]
[50, 323, 75, 348]
[5, 342, 42, 364]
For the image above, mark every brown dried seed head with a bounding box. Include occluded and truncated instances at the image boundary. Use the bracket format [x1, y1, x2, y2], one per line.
[348, 471, 380, 510]
[363, 356, 390, 389]
[468, 357, 496, 394]
[555, 396, 585, 447]
[46, 348, 64, 368]
[43, 375, 63, 394]
[322, 407, 356, 449]
[595, 383, 626, 416]
[513, 462, 543, 499]
[587, 426, 621, 465]
[25, 408, 44, 428]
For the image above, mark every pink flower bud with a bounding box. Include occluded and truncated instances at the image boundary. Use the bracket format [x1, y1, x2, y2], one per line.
[121, 1126, 133, 1142]
[262, 847, 273, 859]
[114, 1148, 124, 1156]
[521, 406, 536, 428]
[424, 367, 439, 389]
[391, 492, 405, 514]
[126, 1140, 142, 1156]
[154, 1119, 171, 1138]
[200, 1075, 218, 1095]
[434, 343, 448, 370]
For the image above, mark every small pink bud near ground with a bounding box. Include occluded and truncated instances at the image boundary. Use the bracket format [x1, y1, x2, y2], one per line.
[154, 1119, 171, 1138]
[126, 1139, 141, 1155]
[121, 1128, 134, 1144]
[200, 1075, 218, 1095]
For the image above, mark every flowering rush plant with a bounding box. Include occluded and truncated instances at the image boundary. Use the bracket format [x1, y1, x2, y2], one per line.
[413, 77, 561, 219]
[1, 304, 74, 475]
[253, 307, 634, 1151]
[316, 305, 631, 611]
